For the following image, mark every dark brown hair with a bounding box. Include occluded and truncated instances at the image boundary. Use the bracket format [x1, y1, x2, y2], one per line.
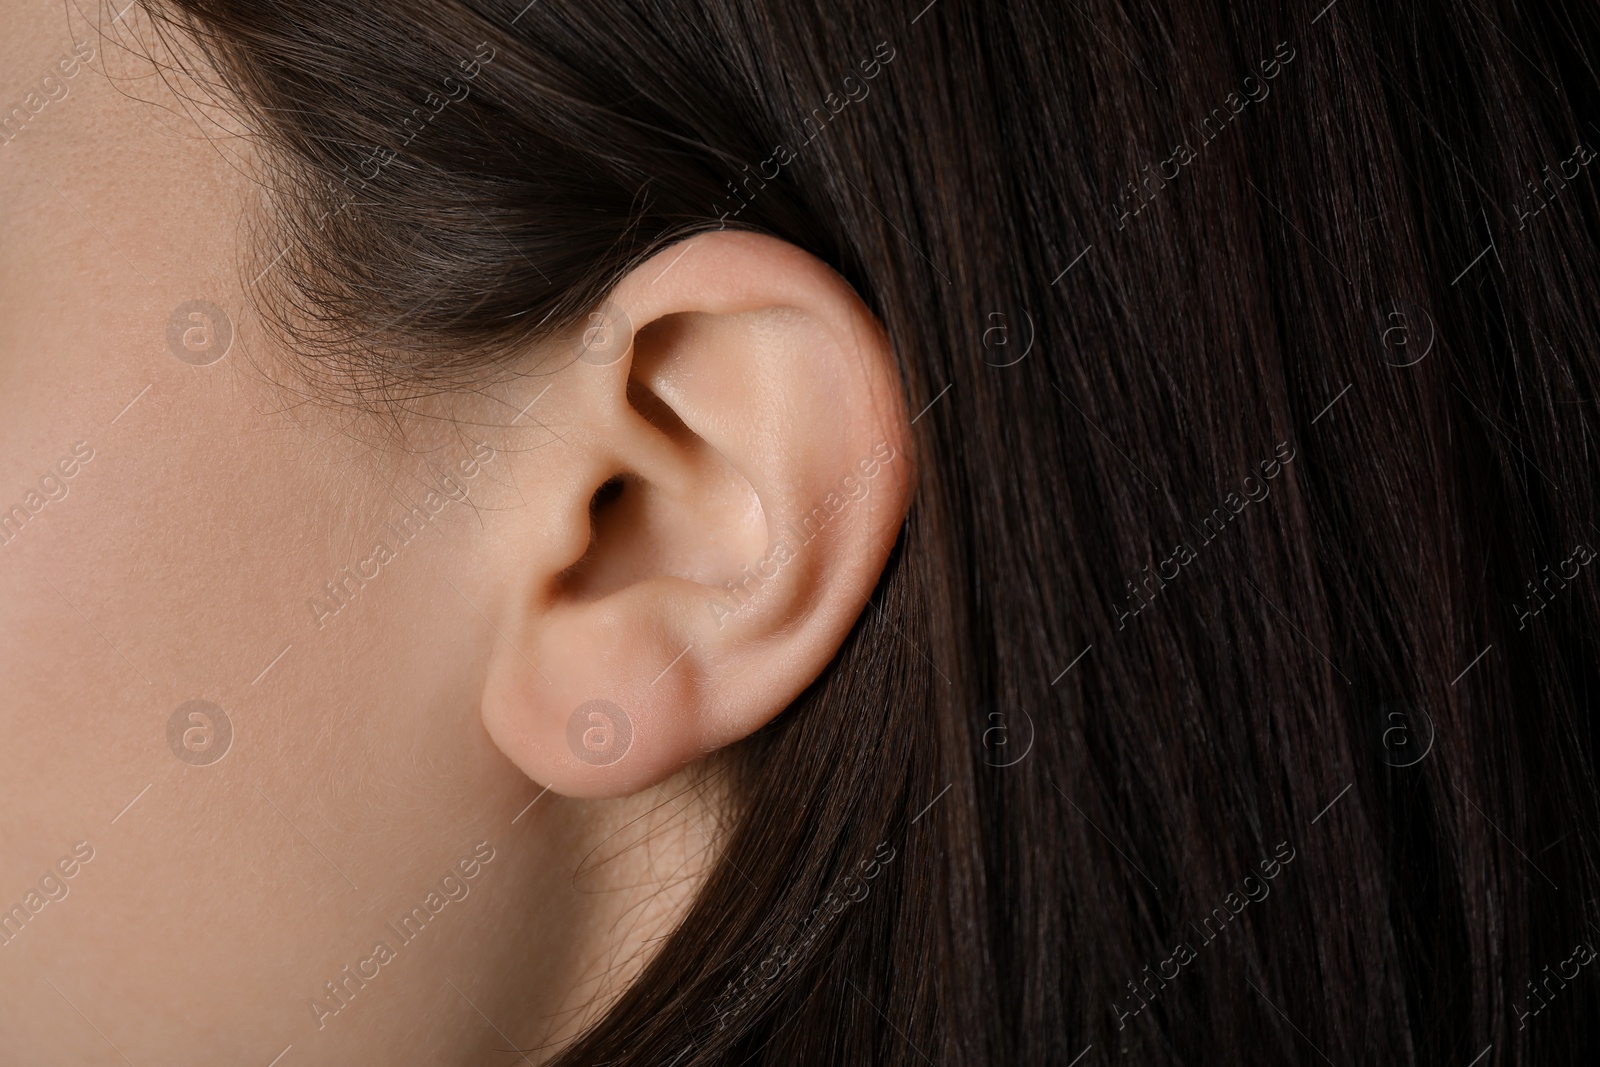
[139, 0, 1600, 1061]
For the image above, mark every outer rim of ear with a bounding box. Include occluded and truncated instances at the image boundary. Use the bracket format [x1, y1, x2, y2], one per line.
[479, 229, 914, 800]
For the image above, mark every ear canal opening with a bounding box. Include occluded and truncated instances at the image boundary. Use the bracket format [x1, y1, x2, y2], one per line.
[554, 473, 629, 599]
[554, 356, 767, 604]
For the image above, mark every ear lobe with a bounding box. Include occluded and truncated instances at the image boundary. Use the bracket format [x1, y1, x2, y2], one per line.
[480, 231, 912, 798]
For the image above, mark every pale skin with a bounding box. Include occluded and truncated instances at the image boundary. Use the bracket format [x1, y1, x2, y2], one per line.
[0, 3, 911, 1063]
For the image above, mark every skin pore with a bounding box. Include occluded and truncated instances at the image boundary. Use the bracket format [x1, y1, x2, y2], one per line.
[0, 3, 910, 1063]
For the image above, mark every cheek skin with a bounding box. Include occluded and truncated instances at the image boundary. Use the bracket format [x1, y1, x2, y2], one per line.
[0, 7, 721, 1063]
[0, 11, 547, 1062]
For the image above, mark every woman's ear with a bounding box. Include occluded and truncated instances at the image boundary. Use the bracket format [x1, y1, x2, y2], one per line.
[480, 231, 912, 798]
